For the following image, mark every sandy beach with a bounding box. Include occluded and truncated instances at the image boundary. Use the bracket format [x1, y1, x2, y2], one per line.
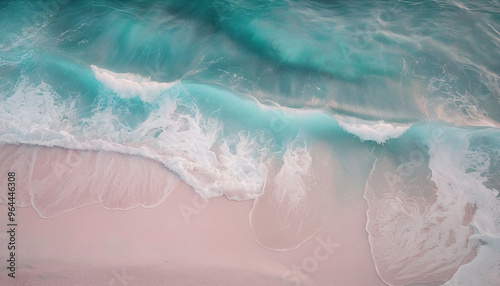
[0, 144, 385, 285]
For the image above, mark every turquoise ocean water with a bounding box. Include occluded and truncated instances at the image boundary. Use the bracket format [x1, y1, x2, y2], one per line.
[1, 0, 499, 285]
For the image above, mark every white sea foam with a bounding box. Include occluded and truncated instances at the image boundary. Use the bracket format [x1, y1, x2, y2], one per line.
[365, 149, 477, 285]
[0, 69, 269, 203]
[365, 126, 500, 285]
[249, 138, 335, 251]
[427, 129, 500, 285]
[216, 132, 268, 200]
[273, 142, 312, 210]
[444, 235, 500, 286]
[336, 116, 410, 144]
[426, 130, 500, 235]
[91, 65, 177, 103]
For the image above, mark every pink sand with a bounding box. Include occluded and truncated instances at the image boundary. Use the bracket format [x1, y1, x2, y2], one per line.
[0, 144, 385, 285]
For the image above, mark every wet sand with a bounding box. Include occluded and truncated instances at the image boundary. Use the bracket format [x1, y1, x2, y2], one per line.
[0, 144, 385, 285]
